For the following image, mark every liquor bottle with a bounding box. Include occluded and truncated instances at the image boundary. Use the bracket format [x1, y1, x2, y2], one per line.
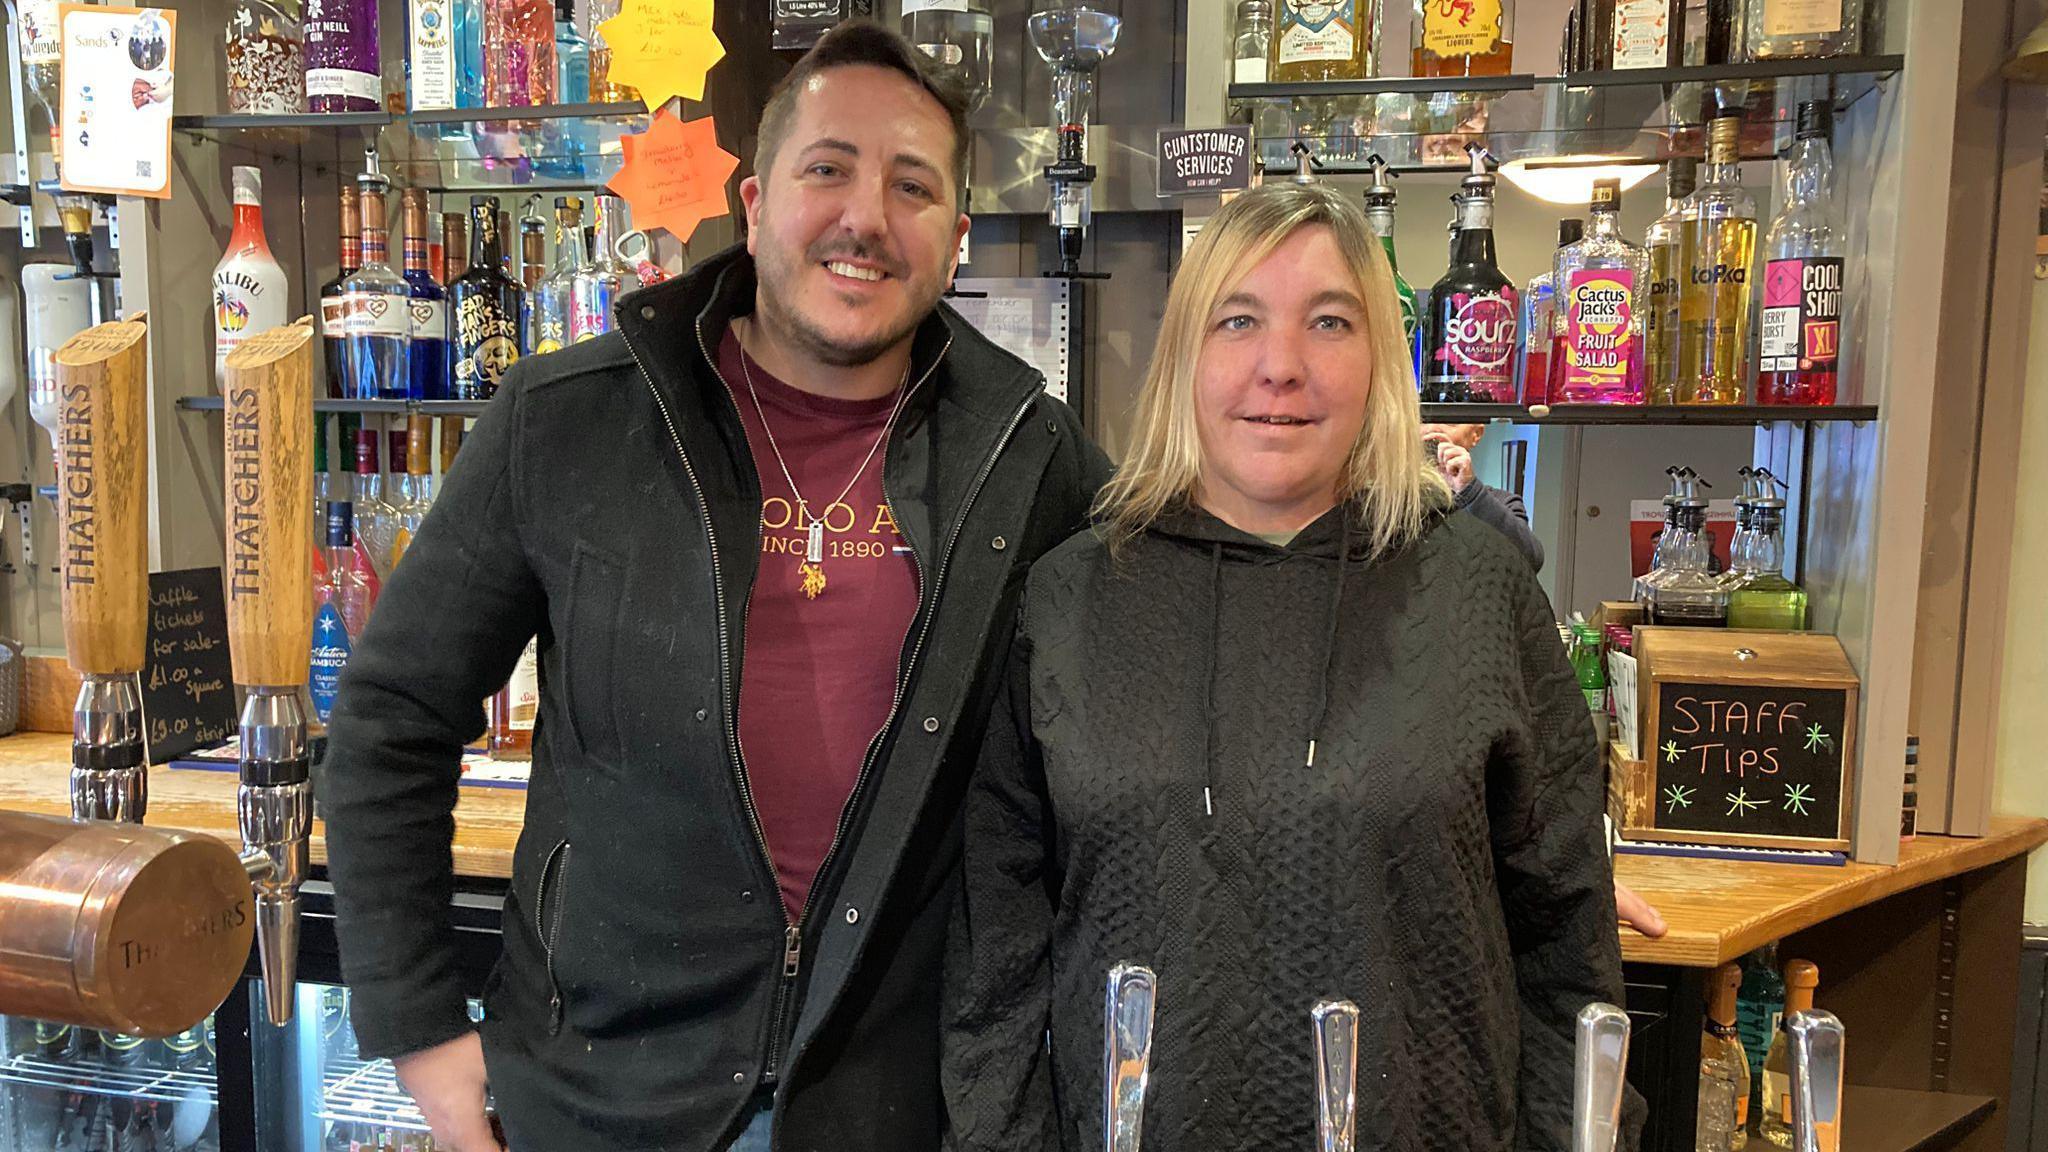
[312, 416, 333, 587]
[1412, 0, 1515, 78]
[18, 0, 61, 127]
[213, 166, 290, 388]
[1520, 218, 1580, 406]
[1361, 157, 1417, 349]
[519, 209, 547, 352]
[491, 639, 539, 759]
[1634, 465, 1685, 603]
[443, 210, 469, 279]
[226, 0, 308, 114]
[1647, 470, 1728, 627]
[1645, 157, 1698, 403]
[389, 414, 437, 567]
[1744, 0, 1858, 60]
[580, 0, 638, 102]
[1232, 0, 1272, 83]
[449, 196, 523, 399]
[1677, 110, 1756, 405]
[401, 189, 451, 401]
[1271, 0, 1372, 82]
[409, 0, 458, 112]
[1555, 178, 1648, 404]
[1758, 101, 1842, 406]
[310, 501, 373, 725]
[1421, 147, 1519, 403]
[1758, 960, 1819, 1148]
[555, 0, 591, 99]
[320, 184, 363, 399]
[570, 194, 631, 341]
[337, 155, 415, 400]
[456, 0, 486, 109]
[1610, 0, 1678, 67]
[1726, 469, 1807, 629]
[484, 0, 558, 107]
[304, 0, 381, 113]
[1736, 951, 1782, 1099]
[353, 429, 402, 580]
[1699, 962, 1752, 1152]
[533, 196, 584, 355]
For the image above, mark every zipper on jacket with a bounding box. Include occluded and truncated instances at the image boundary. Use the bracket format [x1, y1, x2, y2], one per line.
[534, 840, 571, 1033]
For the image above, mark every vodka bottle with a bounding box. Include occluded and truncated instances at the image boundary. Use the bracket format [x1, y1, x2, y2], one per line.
[1677, 111, 1756, 405]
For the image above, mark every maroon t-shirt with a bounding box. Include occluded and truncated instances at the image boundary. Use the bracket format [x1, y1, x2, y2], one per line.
[719, 328, 921, 920]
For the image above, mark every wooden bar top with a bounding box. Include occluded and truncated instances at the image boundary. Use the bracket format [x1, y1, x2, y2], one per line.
[2, 733, 2042, 963]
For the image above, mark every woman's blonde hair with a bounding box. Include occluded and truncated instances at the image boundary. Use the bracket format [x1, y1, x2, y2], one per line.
[1095, 181, 1449, 556]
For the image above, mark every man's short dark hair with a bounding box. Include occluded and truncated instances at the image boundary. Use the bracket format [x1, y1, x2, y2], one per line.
[755, 20, 973, 202]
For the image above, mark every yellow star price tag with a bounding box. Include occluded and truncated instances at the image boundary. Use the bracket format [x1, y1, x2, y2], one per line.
[597, 0, 724, 111]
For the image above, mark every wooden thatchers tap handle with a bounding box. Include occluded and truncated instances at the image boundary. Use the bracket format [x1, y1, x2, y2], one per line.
[54, 317, 149, 677]
[223, 318, 315, 689]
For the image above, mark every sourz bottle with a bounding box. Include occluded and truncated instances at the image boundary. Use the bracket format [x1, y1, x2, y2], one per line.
[1421, 146, 1518, 402]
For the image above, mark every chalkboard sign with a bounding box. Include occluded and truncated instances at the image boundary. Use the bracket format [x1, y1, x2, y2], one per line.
[142, 567, 236, 763]
[1647, 681, 1850, 843]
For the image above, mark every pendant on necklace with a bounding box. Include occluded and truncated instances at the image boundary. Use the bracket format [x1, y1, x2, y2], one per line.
[799, 520, 827, 599]
[807, 521, 825, 564]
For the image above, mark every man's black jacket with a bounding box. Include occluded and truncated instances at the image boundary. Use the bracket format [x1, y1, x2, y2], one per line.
[323, 245, 1108, 1151]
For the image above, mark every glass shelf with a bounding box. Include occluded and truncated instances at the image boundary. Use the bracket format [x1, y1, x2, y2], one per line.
[387, 112, 639, 192]
[179, 397, 492, 417]
[1419, 403, 1878, 425]
[407, 100, 647, 125]
[1230, 54, 1902, 173]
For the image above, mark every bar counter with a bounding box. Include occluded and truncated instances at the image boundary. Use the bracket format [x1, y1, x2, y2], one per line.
[1, 731, 2040, 965]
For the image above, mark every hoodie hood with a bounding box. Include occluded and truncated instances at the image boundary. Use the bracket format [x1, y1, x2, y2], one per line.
[1146, 498, 1447, 564]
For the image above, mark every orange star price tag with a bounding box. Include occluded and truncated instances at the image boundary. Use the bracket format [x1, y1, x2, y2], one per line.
[607, 111, 738, 243]
[596, 0, 723, 111]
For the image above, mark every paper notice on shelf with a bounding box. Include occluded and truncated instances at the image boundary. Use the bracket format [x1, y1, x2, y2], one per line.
[57, 4, 175, 199]
[607, 110, 738, 242]
[596, 0, 723, 110]
[1608, 649, 1640, 760]
[947, 278, 1071, 403]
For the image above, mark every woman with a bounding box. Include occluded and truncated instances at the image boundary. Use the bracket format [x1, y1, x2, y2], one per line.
[943, 183, 1628, 1152]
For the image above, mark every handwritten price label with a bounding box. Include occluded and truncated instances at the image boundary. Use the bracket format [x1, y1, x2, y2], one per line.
[141, 568, 237, 763]
[607, 111, 738, 243]
[596, 0, 723, 110]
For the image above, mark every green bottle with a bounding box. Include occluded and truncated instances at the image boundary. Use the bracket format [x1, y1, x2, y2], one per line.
[1363, 155, 1419, 349]
[1726, 469, 1808, 630]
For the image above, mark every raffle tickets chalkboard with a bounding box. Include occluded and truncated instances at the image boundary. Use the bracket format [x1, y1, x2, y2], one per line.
[142, 567, 236, 763]
[1627, 627, 1859, 851]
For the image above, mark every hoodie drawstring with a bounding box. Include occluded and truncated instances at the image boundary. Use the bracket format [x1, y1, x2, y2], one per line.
[1304, 517, 1350, 769]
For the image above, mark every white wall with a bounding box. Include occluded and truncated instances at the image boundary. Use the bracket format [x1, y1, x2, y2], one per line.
[1993, 265, 2048, 924]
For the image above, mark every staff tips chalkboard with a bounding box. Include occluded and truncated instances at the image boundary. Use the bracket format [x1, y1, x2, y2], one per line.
[1645, 680, 1851, 848]
[142, 567, 236, 763]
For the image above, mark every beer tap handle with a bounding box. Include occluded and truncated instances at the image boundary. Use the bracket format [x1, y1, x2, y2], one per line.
[1311, 1000, 1360, 1152]
[1103, 963, 1157, 1152]
[53, 316, 151, 823]
[1572, 1002, 1632, 1152]
[223, 317, 317, 1025]
[1788, 1010, 1845, 1152]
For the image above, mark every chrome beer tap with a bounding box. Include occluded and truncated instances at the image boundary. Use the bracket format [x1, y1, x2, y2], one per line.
[1573, 1002, 1633, 1152]
[1787, 1010, 1846, 1152]
[1103, 963, 1157, 1152]
[1311, 999, 1361, 1152]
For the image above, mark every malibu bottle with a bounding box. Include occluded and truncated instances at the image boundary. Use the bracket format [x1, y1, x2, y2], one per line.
[1422, 145, 1519, 402]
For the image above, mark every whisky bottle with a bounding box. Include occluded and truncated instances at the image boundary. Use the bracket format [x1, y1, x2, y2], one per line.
[1759, 960, 1819, 1148]
[1645, 157, 1698, 403]
[1726, 470, 1807, 629]
[448, 196, 523, 399]
[1412, 0, 1515, 78]
[1677, 110, 1756, 405]
[1271, 0, 1373, 82]
[1699, 961, 1752, 1152]
[1422, 147, 1519, 402]
[1555, 177, 1648, 404]
[1744, 0, 1859, 60]
[1758, 101, 1842, 406]
[319, 184, 362, 399]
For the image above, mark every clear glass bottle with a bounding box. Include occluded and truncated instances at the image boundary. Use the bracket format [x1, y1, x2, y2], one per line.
[1272, 0, 1374, 81]
[485, 0, 559, 106]
[533, 196, 585, 355]
[319, 184, 362, 399]
[580, 0, 639, 103]
[1645, 156, 1698, 404]
[905, 0, 996, 111]
[1555, 177, 1648, 404]
[1647, 470, 1729, 627]
[309, 500, 373, 725]
[212, 166, 290, 388]
[518, 206, 548, 352]
[1412, 0, 1515, 77]
[1758, 960, 1819, 1148]
[388, 414, 438, 568]
[336, 156, 414, 400]
[1677, 110, 1756, 405]
[352, 428, 402, 580]
[570, 194, 631, 341]
[304, 0, 381, 113]
[1519, 218, 1580, 406]
[1758, 101, 1843, 406]
[1422, 147, 1519, 403]
[1633, 465, 1686, 604]
[455, 0, 486, 108]
[1744, 0, 1858, 60]
[1232, 0, 1273, 82]
[555, 0, 591, 99]
[449, 196, 524, 399]
[1362, 156, 1418, 351]
[401, 188, 450, 401]
[19, 0, 63, 127]
[1698, 962, 1752, 1152]
[1726, 470, 1807, 630]
[226, 0, 308, 115]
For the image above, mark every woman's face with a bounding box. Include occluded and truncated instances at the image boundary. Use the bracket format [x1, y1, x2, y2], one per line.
[1193, 225, 1375, 534]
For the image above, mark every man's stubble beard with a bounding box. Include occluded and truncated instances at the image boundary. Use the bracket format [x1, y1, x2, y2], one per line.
[753, 213, 948, 369]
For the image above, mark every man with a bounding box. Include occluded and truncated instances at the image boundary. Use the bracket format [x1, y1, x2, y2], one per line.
[323, 22, 1106, 1152]
[1422, 421, 1544, 571]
